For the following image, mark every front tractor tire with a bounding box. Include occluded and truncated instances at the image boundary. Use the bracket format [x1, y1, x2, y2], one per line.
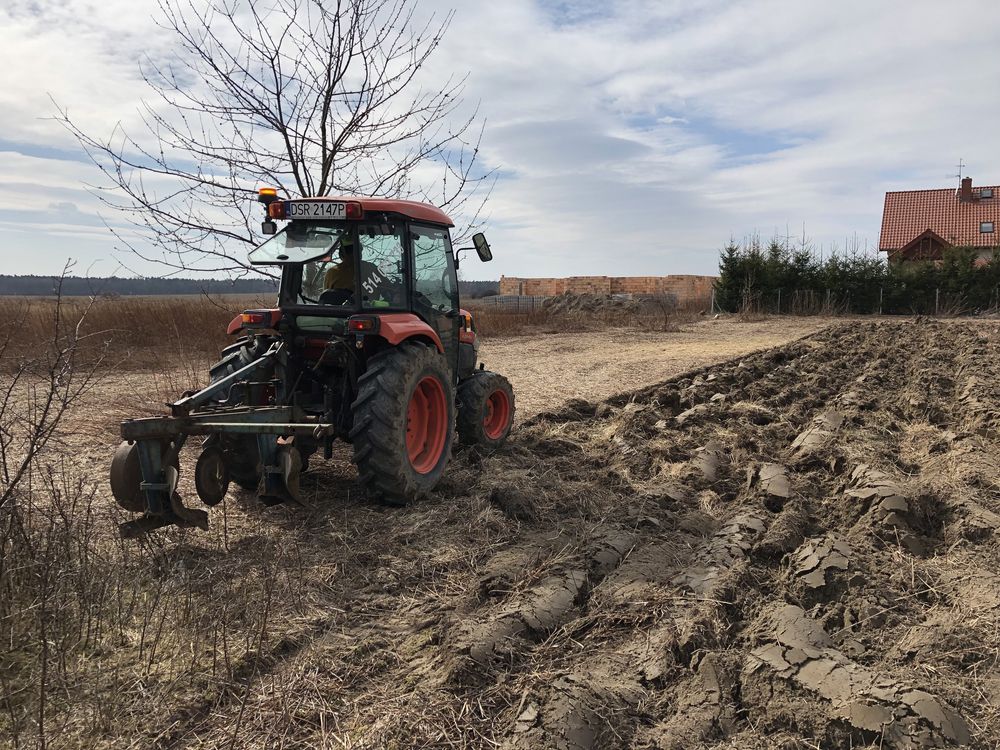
[350, 343, 455, 505]
[457, 371, 515, 451]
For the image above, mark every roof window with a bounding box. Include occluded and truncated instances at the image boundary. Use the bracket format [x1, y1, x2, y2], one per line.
[981, 221, 995, 233]
[981, 188, 994, 199]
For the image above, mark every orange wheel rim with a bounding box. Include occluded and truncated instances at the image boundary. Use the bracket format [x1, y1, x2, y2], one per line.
[406, 376, 448, 474]
[483, 388, 511, 440]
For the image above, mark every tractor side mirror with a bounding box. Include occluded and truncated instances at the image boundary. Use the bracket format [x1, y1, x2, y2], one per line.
[472, 232, 492, 262]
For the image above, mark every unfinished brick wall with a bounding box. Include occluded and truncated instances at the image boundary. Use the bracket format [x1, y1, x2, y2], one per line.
[498, 275, 717, 304]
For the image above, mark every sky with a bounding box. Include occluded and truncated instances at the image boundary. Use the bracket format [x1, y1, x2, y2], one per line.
[2, 0, 1000, 280]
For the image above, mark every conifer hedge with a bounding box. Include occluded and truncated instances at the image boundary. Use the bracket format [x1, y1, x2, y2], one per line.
[713, 238, 1000, 315]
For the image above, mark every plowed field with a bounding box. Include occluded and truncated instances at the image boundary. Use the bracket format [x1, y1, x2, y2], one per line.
[8, 319, 1000, 749]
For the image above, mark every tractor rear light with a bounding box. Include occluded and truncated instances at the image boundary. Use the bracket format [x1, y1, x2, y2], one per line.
[258, 187, 279, 203]
[268, 201, 286, 219]
[348, 315, 380, 333]
[240, 309, 282, 328]
[345, 201, 363, 219]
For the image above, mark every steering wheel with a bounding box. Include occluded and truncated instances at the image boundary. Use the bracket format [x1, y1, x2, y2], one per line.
[319, 289, 354, 306]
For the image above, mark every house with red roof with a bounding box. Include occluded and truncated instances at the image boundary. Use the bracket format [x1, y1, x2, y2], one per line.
[879, 177, 998, 264]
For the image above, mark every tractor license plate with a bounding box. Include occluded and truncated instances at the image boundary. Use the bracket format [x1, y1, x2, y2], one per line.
[287, 201, 346, 220]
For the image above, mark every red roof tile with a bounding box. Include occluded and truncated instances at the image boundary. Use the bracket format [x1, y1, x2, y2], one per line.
[879, 186, 999, 254]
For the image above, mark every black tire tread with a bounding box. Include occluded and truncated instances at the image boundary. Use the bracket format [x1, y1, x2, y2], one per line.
[456, 370, 516, 450]
[350, 343, 455, 505]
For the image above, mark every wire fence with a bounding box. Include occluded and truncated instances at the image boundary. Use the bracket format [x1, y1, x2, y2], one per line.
[477, 288, 1000, 318]
[473, 295, 549, 313]
[729, 286, 1000, 316]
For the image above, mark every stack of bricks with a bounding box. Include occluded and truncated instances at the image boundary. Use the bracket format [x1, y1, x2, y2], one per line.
[499, 275, 717, 304]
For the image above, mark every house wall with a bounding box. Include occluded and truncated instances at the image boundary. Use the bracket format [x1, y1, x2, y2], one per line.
[498, 275, 717, 304]
[891, 242, 999, 265]
[975, 249, 997, 267]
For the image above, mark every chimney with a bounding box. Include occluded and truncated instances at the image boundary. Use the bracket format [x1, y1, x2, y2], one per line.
[960, 176, 974, 202]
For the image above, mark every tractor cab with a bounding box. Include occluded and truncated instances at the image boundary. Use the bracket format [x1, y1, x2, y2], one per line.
[242, 193, 482, 377]
[110, 191, 513, 537]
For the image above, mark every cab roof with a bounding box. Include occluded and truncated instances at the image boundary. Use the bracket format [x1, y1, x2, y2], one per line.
[298, 196, 454, 227]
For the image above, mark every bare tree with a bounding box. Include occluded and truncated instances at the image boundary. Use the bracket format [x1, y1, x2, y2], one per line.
[57, 0, 493, 277]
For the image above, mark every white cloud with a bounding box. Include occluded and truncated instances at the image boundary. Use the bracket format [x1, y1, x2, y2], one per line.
[1, 0, 999, 278]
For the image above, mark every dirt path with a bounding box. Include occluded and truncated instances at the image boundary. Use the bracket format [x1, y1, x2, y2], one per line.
[479, 316, 831, 418]
[13, 319, 1000, 749]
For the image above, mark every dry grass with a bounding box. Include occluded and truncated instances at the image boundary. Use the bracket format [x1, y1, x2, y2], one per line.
[2, 294, 707, 373]
[3, 295, 266, 371]
[468, 299, 706, 337]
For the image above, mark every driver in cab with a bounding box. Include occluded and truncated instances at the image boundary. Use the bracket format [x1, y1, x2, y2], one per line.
[322, 236, 388, 304]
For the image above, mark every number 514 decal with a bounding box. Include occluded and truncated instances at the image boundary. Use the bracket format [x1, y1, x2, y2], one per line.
[362, 268, 388, 296]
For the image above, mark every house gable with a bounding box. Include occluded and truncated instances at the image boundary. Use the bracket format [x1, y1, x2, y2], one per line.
[892, 229, 950, 262]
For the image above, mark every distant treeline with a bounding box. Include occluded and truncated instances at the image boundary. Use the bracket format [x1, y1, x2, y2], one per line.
[714, 238, 1000, 315]
[0, 275, 499, 299]
[0, 275, 278, 297]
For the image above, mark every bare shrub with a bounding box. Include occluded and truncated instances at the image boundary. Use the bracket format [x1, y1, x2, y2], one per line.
[647, 291, 681, 332]
[0, 274, 338, 747]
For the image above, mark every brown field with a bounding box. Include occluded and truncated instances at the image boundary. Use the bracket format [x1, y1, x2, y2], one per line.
[3, 301, 1000, 749]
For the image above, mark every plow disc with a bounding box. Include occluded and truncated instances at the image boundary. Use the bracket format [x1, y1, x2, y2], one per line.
[194, 445, 230, 506]
[111, 439, 209, 537]
[110, 440, 179, 513]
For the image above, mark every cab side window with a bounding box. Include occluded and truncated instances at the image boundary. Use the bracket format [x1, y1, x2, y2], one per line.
[358, 223, 406, 308]
[411, 226, 458, 311]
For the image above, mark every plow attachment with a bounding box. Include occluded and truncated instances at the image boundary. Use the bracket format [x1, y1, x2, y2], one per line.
[110, 342, 330, 537]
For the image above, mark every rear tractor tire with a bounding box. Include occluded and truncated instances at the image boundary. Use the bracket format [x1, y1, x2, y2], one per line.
[208, 335, 274, 405]
[219, 436, 262, 491]
[208, 338, 270, 490]
[350, 343, 455, 506]
[457, 371, 515, 451]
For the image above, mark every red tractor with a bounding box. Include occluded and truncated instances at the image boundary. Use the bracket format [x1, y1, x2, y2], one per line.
[110, 191, 515, 536]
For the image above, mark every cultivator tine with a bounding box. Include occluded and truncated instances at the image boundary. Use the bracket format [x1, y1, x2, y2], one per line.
[117, 492, 209, 538]
[118, 515, 175, 539]
[258, 442, 303, 506]
[169, 492, 210, 530]
[117, 501, 208, 538]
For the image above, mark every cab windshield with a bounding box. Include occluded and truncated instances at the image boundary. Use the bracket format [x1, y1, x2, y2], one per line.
[249, 225, 345, 264]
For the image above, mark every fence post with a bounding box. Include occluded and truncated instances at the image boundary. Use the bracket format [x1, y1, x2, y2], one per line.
[878, 286, 883, 316]
[935, 288, 940, 316]
[776, 288, 781, 315]
[710, 288, 716, 314]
